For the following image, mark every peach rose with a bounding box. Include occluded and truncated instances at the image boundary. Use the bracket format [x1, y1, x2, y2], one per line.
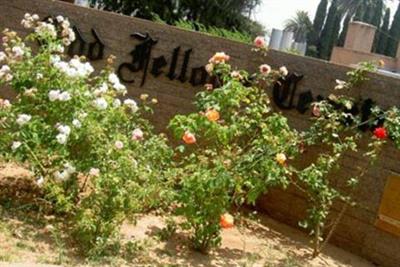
[205, 109, 220, 122]
[182, 131, 196, 144]
[209, 52, 230, 64]
[220, 213, 234, 229]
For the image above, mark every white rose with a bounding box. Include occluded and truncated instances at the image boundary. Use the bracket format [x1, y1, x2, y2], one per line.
[113, 99, 121, 108]
[49, 90, 60, 102]
[72, 119, 81, 128]
[54, 170, 70, 182]
[108, 73, 119, 84]
[16, 114, 32, 126]
[0, 65, 10, 78]
[56, 15, 64, 23]
[64, 163, 76, 175]
[94, 97, 108, 110]
[279, 66, 288, 76]
[124, 99, 138, 112]
[89, 168, 100, 177]
[57, 125, 71, 136]
[115, 140, 124, 150]
[12, 46, 24, 58]
[11, 141, 22, 151]
[113, 82, 126, 93]
[59, 91, 71, 102]
[36, 176, 44, 187]
[4, 74, 13, 82]
[56, 133, 68, 144]
[0, 51, 7, 62]
[2, 99, 11, 108]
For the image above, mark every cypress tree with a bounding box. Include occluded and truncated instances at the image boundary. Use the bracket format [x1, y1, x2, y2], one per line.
[385, 3, 400, 57]
[328, 12, 342, 54]
[338, 14, 351, 47]
[307, 0, 328, 49]
[377, 8, 391, 54]
[371, 0, 384, 52]
[353, 3, 365, 22]
[371, 0, 384, 27]
[362, 2, 375, 24]
[319, 0, 339, 59]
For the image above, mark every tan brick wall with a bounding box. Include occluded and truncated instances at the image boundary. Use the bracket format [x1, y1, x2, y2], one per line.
[1, 1, 400, 266]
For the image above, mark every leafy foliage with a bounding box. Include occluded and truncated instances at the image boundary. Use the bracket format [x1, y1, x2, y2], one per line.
[89, 0, 264, 37]
[0, 14, 173, 257]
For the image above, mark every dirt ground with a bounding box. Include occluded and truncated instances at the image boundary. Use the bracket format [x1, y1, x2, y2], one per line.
[0, 163, 375, 267]
[0, 211, 375, 267]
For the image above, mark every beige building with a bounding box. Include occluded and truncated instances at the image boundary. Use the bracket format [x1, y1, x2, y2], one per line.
[331, 21, 400, 75]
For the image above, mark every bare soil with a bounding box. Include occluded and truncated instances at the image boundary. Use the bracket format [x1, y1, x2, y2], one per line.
[0, 211, 375, 267]
[0, 163, 375, 267]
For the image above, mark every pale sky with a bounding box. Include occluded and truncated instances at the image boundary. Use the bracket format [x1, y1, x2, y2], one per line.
[254, 0, 399, 32]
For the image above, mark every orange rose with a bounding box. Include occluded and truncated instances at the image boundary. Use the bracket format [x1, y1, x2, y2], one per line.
[182, 131, 196, 144]
[220, 213, 234, 229]
[205, 109, 220, 122]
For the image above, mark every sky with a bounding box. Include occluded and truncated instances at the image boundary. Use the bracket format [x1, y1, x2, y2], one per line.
[254, 0, 399, 32]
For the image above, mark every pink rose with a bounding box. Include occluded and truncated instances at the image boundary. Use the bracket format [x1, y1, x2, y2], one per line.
[254, 36, 265, 48]
[132, 128, 144, 141]
[259, 64, 271, 76]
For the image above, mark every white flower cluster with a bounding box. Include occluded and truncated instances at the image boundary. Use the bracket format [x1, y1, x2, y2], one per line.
[16, 114, 32, 126]
[21, 13, 39, 29]
[56, 124, 71, 145]
[53, 57, 94, 78]
[93, 82, 108, 96]
[11, 141, 22, 151]
[108, 73, 127, 95]
[0, 64, 12, 81]
[89, 168, 100, 177]
[55, 15, 76, 46]
[49, 89, 71, 102]
[94, 97, 108, 110]
[12, 46, 24, 59]
[113, 99, 121, 108]
[124, 99, 138, 113]
[0, 51, 6, 62]
[0, 98, 11, 109]
[35, 21, 57, 39]
[54, 162, 76, 182]
[72, 119, 82, 128]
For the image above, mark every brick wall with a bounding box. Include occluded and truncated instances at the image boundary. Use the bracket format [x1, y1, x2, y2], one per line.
[1, 1, 400, 266]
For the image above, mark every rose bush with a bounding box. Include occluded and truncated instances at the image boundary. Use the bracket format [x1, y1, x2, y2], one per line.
[0, 14, 173, 257]
[169, 39, 400, 255]
[169, 41, 300, 252]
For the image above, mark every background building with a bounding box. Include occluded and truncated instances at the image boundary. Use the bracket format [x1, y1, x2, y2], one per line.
[331, 21, 400, 77]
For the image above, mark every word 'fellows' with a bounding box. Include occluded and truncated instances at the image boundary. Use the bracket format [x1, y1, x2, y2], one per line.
[67, 26, 211, 87]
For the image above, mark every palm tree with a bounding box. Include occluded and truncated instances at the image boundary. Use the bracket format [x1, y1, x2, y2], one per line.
[284, 11, 313, 42]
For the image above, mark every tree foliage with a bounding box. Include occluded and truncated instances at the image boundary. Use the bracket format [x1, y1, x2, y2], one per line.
[88, 0, 264, 36]
[307, 0, 328, 50]
[319, 0, 340, 59]
[376, 8, 391, 54]
[284, 11, 313, 43]
[386, 3, 400, 57]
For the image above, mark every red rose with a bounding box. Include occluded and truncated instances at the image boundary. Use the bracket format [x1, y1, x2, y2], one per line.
[373, 127, 388, 139]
